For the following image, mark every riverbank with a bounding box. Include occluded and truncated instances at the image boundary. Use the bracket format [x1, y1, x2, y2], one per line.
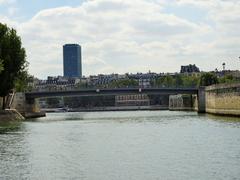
[23, 112, 46, 119]
[169, 83, 240, 117]
[0, 109, 25, 121]
[205, 83, 240, 117]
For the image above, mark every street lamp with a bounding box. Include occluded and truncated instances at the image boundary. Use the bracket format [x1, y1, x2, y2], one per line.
[222, 62, 226, 71]
[238, 57, 240, 71]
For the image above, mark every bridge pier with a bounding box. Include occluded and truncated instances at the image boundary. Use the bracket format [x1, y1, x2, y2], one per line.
[11, 93, 46, 119]
[197, 87, 206, 113]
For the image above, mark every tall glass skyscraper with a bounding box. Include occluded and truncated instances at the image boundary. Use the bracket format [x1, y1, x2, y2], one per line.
[63, 44, 82, 77]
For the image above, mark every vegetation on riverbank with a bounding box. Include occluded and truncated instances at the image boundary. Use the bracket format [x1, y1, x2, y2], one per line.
[74, 72, 240, 90]
[152, 73, 239, 88]
[0, 109, 24, 133]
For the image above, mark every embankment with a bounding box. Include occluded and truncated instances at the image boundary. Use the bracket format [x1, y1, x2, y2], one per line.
[11, 92, 46, 119]
[169, 83, 240, 117]
[0, 109, 25, 121]
[205, 83, 240, 116]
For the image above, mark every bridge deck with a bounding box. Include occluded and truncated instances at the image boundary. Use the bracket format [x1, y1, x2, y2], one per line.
[25, 88, 199, 100]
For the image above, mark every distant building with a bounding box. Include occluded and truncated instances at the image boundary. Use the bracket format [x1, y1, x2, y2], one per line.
[180, 64, 200, 74]
[115, 94, 150, 106]
[63, 44, 82, 77]
[33, 76, 81, 92]
[139, 78, 151, 88]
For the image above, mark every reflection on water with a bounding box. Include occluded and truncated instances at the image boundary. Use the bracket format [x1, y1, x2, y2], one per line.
[207, 114, 240, 123]
[0, 111, 240, 180]
[0, 121, 22, 134]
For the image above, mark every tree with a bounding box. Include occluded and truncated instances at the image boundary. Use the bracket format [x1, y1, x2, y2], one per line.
[14, 70, 33, 92]
[182, 75, 200, 88]
[0, 23, 27, 109]
[0, 59, 4, 74]
[199, 73, 218, 86]
[108, 79, 138, 88]
[175, 74, 184, 87]
[218, 74, 239, 84]
[162, 75, 175, 87]
[154, 75, 175, 87]
[154, 76, 165, 87]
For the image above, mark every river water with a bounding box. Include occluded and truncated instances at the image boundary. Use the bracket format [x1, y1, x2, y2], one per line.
[0, 111, 240, 180]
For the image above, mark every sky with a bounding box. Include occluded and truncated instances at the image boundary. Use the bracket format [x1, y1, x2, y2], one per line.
[0, 0, 239, 78]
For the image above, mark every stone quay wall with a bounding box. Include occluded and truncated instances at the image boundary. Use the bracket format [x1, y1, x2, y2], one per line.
[169, 83, 240, 116]
[11, 92, 45, 118]
[205, 83, 240, 116]
[0, 109, 25, 121]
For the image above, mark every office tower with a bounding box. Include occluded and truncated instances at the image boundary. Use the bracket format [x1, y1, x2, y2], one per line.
[63, 44, 82, 77]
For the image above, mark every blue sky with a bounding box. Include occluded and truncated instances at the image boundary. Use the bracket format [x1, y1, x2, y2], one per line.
[163, 3, 207, 22]
[0, 0, 239, 78]
[0, 0, 85, 20]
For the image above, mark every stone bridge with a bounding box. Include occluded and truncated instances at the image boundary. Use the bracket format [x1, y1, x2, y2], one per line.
[11, 87, 205, 118]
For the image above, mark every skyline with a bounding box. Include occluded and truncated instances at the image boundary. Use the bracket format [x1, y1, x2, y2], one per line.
[0, 0, 239, 78]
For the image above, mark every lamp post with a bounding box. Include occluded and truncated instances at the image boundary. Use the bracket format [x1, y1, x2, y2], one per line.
[239, 57, 240, 70]
[222, 62, 226, 71]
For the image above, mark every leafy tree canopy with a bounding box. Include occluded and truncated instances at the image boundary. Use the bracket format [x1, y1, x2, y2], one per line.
[199, 73, 218, 86]
[153, 75, 200, 88]
[108, 79, 138, 88]
[0, 59, 4, 73]
[154, 75, 176, 88]
[14, 70, 33, 92]
[218, 74, 239, 84]
[0, 23, 27, 97]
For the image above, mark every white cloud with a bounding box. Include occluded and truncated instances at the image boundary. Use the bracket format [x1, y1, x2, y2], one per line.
[0, 0, 16, 5]
[0, 15, 18, 27]
[0, 0, 239, 78]
[0, 0, 8, 4]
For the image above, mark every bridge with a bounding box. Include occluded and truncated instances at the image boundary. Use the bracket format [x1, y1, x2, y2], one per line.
[12, 87, 205, 118]
[25, 87, 199, 101]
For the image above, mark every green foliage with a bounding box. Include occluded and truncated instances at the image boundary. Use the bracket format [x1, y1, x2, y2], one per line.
[14, 70, 33, 92]
[153, 75, 200, 88]
[182, 75, 200, 88]
[218, 75, 239, 84]
[162, 75, 175, 87]
[108, 79, 138, 88]
[199, 73, 218, 86]
[175, 75, 184, 87]
[153, 73, 238, 88]
[154, 75, 175, 87]
[0, 59, 4, 73]
[0, 23, 27, 99]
